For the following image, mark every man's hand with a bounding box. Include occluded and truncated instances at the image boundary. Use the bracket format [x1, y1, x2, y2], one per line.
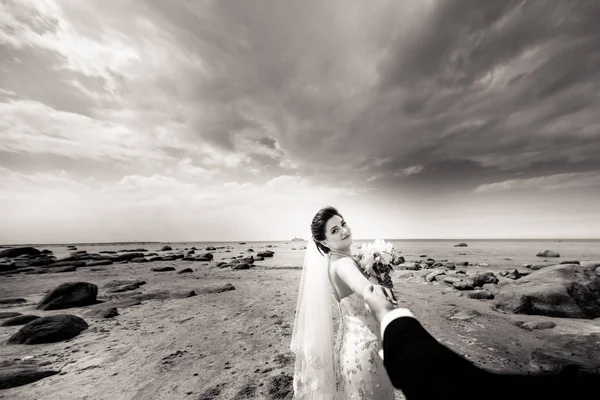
[363, 284, 398, 325]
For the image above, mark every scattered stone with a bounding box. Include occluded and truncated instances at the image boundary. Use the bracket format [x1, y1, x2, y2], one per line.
[85, 260, 113, 267]
[0, 297, 27, 305]
[111, 252, 145, 262]
[466, 290, 494, 300]
[560, 260, 580, 265]
[7, 314, 89, 344]
[448, 309, 481, 321]
[453, 280, 474, 290]
[83, 307, 119, 319]
[454, 243, 468, 247]
[161, 246, 172, 251]
[178, 268, 194, 274]
[232, 263, 251, 270]
[93, 298, 141, 309]
[104, 280, 146, 293]
[151, 266, 176, 272]
[536, 250, 560, 258]
[1, 315, 41, 326]
[51, 265, 77, 273]
[196, 283, 236, 295]
[515, 321, 556, 331]
[257, 250, 275, 258]
[37, 282, 98, 310]
[425, 269, 446, 282]
[0, 247, 41, 258]
[398, 262, 420, 271]
[0, 312, 22, 319]
[0, 364, 59, 389]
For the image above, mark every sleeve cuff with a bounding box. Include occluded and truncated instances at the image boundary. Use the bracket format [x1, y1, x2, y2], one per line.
[380, 307, 416, 336]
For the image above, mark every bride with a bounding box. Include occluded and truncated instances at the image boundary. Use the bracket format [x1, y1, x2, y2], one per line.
[291, 206, 396, 399]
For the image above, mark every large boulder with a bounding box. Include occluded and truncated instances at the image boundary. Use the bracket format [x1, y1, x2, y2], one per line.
[37, 282, 98, 310]
[7, 314, 89, 344]
[494, 262, 600, 318]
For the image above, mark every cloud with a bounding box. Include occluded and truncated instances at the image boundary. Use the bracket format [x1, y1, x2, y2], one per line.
[474, 171, 600, 193]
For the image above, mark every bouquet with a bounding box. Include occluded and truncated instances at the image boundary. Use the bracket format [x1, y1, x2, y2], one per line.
[354, 239, 398, 289]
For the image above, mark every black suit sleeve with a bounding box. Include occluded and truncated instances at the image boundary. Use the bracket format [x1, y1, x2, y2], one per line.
[382, 317, 600, 400]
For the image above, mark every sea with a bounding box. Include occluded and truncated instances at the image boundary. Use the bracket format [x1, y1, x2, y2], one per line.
[10, 239, 600, 272]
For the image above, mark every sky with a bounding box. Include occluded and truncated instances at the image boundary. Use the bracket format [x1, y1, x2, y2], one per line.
[1, 0, 600, 244]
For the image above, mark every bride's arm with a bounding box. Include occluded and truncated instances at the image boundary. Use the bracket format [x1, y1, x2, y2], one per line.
[332, 258, 371, 299]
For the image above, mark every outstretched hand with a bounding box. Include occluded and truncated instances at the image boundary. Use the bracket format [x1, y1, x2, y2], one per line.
[363, 284, 398, 325]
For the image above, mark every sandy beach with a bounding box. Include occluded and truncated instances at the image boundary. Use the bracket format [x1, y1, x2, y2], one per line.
[1, 244, 600, 400]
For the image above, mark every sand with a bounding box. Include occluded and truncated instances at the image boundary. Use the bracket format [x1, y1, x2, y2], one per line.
[1, 258, 600, 400]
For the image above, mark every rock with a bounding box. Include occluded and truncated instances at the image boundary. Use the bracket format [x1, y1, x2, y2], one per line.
[201, 253, 214, 260]
[529, 264, 552, 270]
[0, 247, 41, 258]
[472, 271, 499, 286]
[454, 243, 468, 247]
[104, 280, 146, 293]
[85, 260, 113, 267]
[0, 364, 59, 389]
[83, 307, 119, 318]
[1, 315, 41, 326]
[51, 265, 77, 273]
[161, 246, 172, 251]
[443, 262, 456, 270]
[453, 280, 474, 290]
[99, 251, 117, 254]
[206, 246, 216, 251]
[93, 298, 141, 309]
[121, 290, 194, 302]
[425, 269, 446, 282]
[177, 268, 194, 274]
[536, 250, 560, 258]
[257, 251, 274, 258]
[443, 276, 462, 285]
[0, 312, 22, 319]
[494, 263, 600, 318]
[448, 309, 481, 321]
[111, 252, 145, 262]
[7, 315, 89, 344]
[195, 257, 212, 262]
[196, 283, 236, 295]
[48, 261, 86, 268]
[232, 263, 251, 270]
[148, 256, 163, 262]
[515, 321, 556, 331]
[37, 282, 98, 310]
[0, 297, 27, 305]
[560, 260, 580, 265]
[130, 257, 148, 263]
[151, 266, 175, 272]
[456, 261, 469, 266]
[170, 290, 196, 299]
[466, 290, 494, 300]
[529, 334, 600, 374]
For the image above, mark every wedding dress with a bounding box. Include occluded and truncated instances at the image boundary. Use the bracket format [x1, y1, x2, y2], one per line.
[333, 291, 396, 400]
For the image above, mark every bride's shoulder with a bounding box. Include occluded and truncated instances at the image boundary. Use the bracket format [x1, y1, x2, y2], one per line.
[330, 256, 355, 270]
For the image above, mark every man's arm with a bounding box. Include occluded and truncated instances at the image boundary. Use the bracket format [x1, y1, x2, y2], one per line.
[382, 316, 490, 400]
[382, 317, 600, 400]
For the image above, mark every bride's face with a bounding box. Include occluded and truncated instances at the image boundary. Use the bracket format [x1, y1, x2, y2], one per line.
[323, 215, 352, 252]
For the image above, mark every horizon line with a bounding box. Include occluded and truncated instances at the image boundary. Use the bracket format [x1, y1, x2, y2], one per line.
[2, 237, 600, 247]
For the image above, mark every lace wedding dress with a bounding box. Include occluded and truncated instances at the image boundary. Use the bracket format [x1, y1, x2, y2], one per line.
[333, 291, 395, 399]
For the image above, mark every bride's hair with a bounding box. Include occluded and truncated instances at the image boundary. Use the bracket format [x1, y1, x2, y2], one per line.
[311, 205, 343, 255]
